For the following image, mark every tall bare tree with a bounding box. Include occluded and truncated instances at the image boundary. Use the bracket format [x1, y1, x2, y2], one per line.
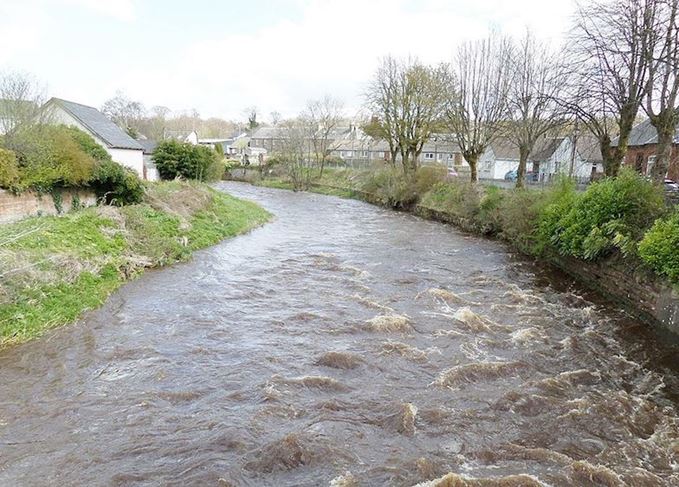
[304, 95, 344, 177]
[395, 61, 449, 173]
[444, 33, 512, 182]
[365, 56, 404, 167]
[365, 57, 448, 174]
[278, 117, 314, 190]
[0, 71, 48, 138]
[565, 0, 657, 177]
[506, 32, 567, 188]
[645, 0, 679, 181]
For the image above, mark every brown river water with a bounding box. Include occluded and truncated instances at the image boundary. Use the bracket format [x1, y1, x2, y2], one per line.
[1, 182, 678, 486]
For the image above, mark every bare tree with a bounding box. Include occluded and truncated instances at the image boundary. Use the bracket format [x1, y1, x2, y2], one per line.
[645, 0, 679, 181]
[396, 61, 449, 173]
[243, 106, 260, 131]
[506, 32, 567, 188]
[564, 0, 657, 177]
[445, 33, 512, 182]
[365, 56, 403, 167]
[0, 71, 48, 138]
[304, 95, 344, 177]
[278, 117, 314, 190]
[270, 111, 282, 126]
[101, 91, 146, 138]
[365, 57, 448, 174]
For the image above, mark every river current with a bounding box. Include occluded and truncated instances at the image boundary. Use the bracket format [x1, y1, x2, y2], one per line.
[0, 182, 677, 486]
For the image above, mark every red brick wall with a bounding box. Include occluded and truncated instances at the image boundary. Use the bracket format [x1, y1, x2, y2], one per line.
[624, 144, 679, 180]
[0, 189, 97, 224]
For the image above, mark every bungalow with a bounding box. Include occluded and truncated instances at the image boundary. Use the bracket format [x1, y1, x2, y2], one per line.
[43, 97, 145, 178]
[618, 118, 679, 180]
[481, 136, 603, 182]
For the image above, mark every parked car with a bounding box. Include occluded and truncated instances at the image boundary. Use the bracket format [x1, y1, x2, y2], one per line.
[504, 169, 518, 181]
[447, 167, 459, 178]
[665, 178, 679, 193]
[504, 169, 538, 182]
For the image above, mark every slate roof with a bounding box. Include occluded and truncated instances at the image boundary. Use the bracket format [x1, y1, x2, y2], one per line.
[48, 98, 143, 150]
[614, 117, 679, 147]
[137, 138, 158, 154]
[250, 126, 290, 139]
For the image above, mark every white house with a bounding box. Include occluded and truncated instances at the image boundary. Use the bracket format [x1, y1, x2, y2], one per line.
[42, 97, 146, 178]
[480, 136, 604, 182]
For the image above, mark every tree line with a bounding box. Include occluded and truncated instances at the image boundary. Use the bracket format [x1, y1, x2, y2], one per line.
[364, 0, 679, 187]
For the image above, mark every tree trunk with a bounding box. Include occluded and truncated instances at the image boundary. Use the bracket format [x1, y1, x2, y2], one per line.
[650, 114, 677, 183]
[515, 144, 530, 189]
[599, 134, 618, 178]
[319, 156, 325, 178]
[467, 154, 478, 183]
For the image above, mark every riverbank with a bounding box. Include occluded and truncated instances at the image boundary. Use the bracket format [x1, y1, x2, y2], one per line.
[0, 181, 271, 346]
[230, 166, 679, 335]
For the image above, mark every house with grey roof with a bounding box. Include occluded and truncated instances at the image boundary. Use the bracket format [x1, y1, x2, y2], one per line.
[481, 136, 604, 182]
[615, 117, 679, 180]
[42, 97, 146, 178]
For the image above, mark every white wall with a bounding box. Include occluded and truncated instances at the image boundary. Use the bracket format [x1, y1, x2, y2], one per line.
[108, 148, 144, 176]
[143, 155, 160, 181]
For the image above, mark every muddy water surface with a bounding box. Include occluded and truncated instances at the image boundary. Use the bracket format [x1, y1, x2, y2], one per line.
[1, 182, 678, 486]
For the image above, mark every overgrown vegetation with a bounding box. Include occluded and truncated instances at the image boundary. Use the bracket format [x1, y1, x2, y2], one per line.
[152, 140, 224, 181]
[0, 124, 145, 205]
[0, 181, 271, 346]
[240, 164, 678, 285]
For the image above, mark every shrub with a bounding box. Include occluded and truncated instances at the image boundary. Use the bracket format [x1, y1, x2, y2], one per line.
[638, 211, 679, 284]
[477, 185, 505, 234]
[413, 165, 447, 195]
[90, 159, 145, 205]
[12, 125, 94, 192]
[499, 189, 551, 253]
[419, 180, 483, 220]
[361, 168, 414, 208]
[539, 170, 665, 260]
[0, 148, 20, 189]
[152, 140, 221, 181]
[62, 126, 112, 162]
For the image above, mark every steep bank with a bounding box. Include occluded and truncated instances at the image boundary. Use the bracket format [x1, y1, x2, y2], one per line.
[229, 168, 679, 335]
[0, 181, 271, 346]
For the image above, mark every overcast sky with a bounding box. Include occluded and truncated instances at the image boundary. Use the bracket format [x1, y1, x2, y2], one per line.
[1, 0, 580, 122]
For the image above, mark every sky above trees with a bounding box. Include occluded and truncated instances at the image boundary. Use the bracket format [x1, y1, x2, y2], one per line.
[0, 0, 578, 122]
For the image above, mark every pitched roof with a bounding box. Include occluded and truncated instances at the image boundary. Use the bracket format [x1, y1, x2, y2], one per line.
[576, 134, 603, 163]
[616, 117, 679, 147]
[250, 126, 290, 139]
[137, 138, 158, 154]
[48, 98, 143, 150]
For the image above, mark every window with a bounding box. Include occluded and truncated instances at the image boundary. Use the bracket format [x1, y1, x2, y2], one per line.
[424, 152, 435, 160]
[361, 150, 369, 158]
[646, 155, 656, 176]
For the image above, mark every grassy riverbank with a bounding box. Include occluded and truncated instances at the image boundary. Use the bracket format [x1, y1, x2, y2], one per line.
[0, 181, 271, 346]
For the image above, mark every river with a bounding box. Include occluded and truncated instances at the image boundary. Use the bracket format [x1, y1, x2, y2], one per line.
[1, 182, 678, 486]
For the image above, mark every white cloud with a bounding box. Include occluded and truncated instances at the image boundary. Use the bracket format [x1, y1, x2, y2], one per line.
[0, 0, 579, 122]
[117, 0, 577, 121]
[63, 0, 137, 22]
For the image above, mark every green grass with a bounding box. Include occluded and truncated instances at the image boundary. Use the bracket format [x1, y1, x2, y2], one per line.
[0, 182, 271, 346]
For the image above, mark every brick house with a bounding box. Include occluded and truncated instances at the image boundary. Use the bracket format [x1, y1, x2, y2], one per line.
[619, 118, 679, 180]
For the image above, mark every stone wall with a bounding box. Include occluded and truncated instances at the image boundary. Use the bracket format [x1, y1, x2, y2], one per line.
[549, 254, 679, 335]
[0, 189, 97, 224]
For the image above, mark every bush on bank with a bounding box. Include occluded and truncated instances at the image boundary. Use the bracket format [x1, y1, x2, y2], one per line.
[0, 181, 271, 346]
[249, 164, 678, 285]
[0, 124, 145, 205]
[152, 140, 224, 182]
